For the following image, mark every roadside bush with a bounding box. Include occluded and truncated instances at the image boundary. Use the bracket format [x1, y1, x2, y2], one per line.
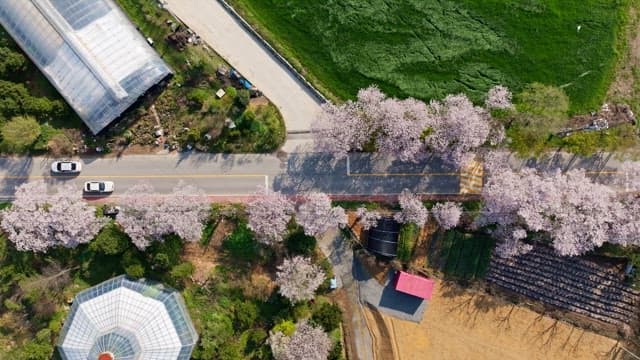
[311, 302, 342, 332]
[328, 340, 344, 360]
[1, 115, 41, 152]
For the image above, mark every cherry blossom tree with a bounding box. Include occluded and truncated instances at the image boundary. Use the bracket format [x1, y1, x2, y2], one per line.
[394, 190, 429, 226]
[355, 207, 381, 230]
[374, 97, 428, 162]
[116, 181, 210, 250]
[477, 167, 630, 257]
[311, 101, 370, 159]
[276, 256, 325, 303]
[425, 94, 494, 168]
[269, 321, 332, 360]
[1, 181, 106, 252]
[296, 192, 347, 237]
[615, 161, 640, 192]
[431, 202, 462, 230]
[485, 85, 513, 110]
[247, 188, 294, 245]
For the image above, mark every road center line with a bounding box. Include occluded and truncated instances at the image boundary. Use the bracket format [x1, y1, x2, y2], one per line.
[1, 174, 268, 179]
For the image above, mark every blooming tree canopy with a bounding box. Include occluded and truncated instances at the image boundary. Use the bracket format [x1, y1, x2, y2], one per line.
[477, 168, 636, 257]
[485, 85, 513, 110]
[116, 181, 210, 250]
[431, 202, 463, 230]
[425, 94, 494, 168]
[394, 190, 429, 226]
[247, 189, 294, 245]
[296, 192, 347, 237]
[312, 86, 506, 167]
[276, 256, 325, 303]
[1, 181, 106, 252]
[355, 207, 381, 230]
[269, 321, 332, 360]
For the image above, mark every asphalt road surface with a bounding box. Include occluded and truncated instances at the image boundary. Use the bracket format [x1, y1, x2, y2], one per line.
[0, 153, 460, 200]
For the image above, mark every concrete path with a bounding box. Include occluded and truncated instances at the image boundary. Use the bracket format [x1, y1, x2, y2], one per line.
[318, 229, 374, 360]
[164, 0, 323, 139]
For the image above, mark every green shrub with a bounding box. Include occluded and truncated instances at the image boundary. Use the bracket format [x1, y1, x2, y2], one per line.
[234, 300, 259, 330]
[124, 264, 145, 278]
[1, 115, 41, 152]
[311, 302, 342, 332]
[328, 340, 344, 360]
[222, 222, 259, 263]
[90, 222, 131, 255]
[271, 319, 295, 336]
[170, 262, 195, 285]
[285, 227, 317, 256]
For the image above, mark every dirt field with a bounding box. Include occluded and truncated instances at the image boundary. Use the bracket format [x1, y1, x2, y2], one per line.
[368, 280, 620, 360]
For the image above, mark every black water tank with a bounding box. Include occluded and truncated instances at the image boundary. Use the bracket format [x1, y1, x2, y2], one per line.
[366, 217, 400, 257]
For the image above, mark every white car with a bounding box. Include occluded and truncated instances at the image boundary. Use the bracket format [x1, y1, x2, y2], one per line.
[51, 160, 82, 174]
[84, 181, 114, 194]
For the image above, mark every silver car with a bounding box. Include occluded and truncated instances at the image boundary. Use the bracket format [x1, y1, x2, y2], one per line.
[51, 160, 82, 174]
[84, 181, 114, 194]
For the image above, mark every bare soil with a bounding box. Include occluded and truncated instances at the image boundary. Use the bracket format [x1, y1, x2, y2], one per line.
[374, 280, 619, 360]
[181, 218, 236, 284]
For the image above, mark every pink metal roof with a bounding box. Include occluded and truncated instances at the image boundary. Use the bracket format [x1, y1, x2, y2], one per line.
[394, 271, 435, 300]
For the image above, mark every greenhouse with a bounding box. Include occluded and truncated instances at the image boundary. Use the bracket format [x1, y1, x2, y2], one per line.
[57, 276, 198, 360]
[0, 0, 172, 134]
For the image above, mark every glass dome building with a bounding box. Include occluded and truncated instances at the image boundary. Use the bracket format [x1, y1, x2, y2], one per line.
[57, 276, 198, 360]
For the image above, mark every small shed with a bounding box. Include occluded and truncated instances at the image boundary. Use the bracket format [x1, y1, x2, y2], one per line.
[394, 271, 435, 300]
[366, 217, 400, 257]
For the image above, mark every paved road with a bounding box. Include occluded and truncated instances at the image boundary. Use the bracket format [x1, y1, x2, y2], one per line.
[0, 151, 630, 199]
[164, 0, 323, 139]
[0, 153, 460, 199]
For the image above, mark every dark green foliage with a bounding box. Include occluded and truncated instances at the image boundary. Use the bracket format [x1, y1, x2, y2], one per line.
[228, 0, 626, 112]
[222, 222, 260, 263]
[285, 226, 317, 256]
[89, 223, 130, 255]
[0, 81, 63, 121]
[234, 89, 251, 109]
[328, 340, 343, 360]
[397, 223, 419, 263]
[311, 302, 342, 332]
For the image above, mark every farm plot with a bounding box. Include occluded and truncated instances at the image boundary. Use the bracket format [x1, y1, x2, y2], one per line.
[228, 0, 628, 112]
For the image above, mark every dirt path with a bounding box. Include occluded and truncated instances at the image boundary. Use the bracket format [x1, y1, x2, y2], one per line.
[380, 280, 619, 360]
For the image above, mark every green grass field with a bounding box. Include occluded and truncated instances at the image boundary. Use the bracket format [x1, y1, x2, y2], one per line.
[432, 230, 495, 280]
[229, 0, 629, 112]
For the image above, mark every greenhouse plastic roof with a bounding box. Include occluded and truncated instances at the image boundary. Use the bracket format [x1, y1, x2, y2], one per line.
[0, 0, 172, 134]
[57, 276, 198, 360]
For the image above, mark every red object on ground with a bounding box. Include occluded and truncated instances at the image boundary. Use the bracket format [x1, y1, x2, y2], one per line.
[394, 271, 435, 300]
